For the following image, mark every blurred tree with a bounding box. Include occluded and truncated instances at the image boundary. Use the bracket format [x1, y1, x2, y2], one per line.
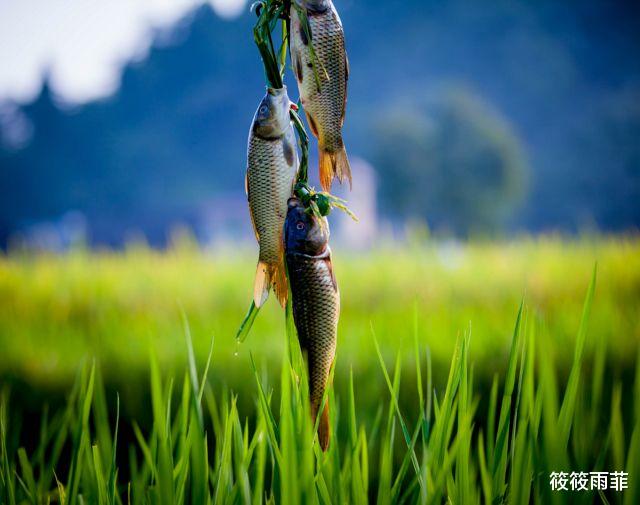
[1, 0, 639, 246]
[371, 87, 528, 236]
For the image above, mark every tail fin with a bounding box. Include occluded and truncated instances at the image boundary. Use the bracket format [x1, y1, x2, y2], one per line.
[253, 260, 288, 308]
[319, 144, 352, 192]
[317, 402, 331, 451]
[272, 260, 288, 308]
[253, 262, 270, 308]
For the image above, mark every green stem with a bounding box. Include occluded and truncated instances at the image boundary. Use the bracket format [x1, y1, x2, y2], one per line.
[236, 301, 261, 344]
[280, 2, 290, 79]
[290, 107, 309, 185]
[253, 1, 284, 89]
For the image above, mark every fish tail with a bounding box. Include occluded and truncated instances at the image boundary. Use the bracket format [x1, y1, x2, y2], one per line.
[272, 258, 288, 308]
[317, 402, 331, 451]
[319, 143, 352, 192]
[253, 261, 270, 308]
[311, 395, 331, 451]
[334, 144, 352, 189]
[253, 260, 288, 308]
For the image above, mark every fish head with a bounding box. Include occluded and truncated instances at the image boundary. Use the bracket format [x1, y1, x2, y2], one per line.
[252, 87, 292, 138]
[285, 198, 330, 256]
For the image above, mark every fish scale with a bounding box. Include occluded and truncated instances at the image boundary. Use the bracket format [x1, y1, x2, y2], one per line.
[290, 1, 351, 191]
[247, 132, 297, 265]
[287, 249, 339, 419]
[298, 11, 346, 148]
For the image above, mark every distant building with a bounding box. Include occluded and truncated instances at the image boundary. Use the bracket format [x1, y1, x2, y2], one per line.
[332, 156, 378, 250]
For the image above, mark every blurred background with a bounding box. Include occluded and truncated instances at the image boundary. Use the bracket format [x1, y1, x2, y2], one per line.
[0, 0, 638, 249]
[0, 0, 639, 424]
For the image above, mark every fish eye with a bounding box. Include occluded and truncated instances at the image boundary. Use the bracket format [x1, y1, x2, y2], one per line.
[296, 221, 305, 230]
[259, 105, 269, 115]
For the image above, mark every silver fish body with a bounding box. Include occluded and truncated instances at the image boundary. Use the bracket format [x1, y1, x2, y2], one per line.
[290, 0, 351, 191]
[246, 87, 298, 307]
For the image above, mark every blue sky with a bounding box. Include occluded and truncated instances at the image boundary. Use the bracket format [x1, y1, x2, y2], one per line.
[0, 0, 246, 104]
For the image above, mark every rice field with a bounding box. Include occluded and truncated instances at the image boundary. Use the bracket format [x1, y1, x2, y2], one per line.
[0, 236, 639, 503]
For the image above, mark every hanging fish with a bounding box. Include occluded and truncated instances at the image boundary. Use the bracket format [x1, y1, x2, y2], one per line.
[290, 0, 351, 192]
[246, 87, 298, 308]
[284, 197, 340, 450]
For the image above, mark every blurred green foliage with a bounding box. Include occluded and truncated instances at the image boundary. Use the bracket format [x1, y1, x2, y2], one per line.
[0, 237, 638, 419]
[371, 88, 528, 235]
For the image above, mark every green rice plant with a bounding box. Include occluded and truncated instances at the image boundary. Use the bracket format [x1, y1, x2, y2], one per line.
[0, 264, 638, 504]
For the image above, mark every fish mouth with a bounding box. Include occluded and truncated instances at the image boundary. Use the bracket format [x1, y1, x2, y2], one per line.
[293, 0, 329, 14]
[266, 86, 290, 110]
[256, 87, 291, 136]
[267, 86, 288, 96]
[287, 196, 303, 209]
